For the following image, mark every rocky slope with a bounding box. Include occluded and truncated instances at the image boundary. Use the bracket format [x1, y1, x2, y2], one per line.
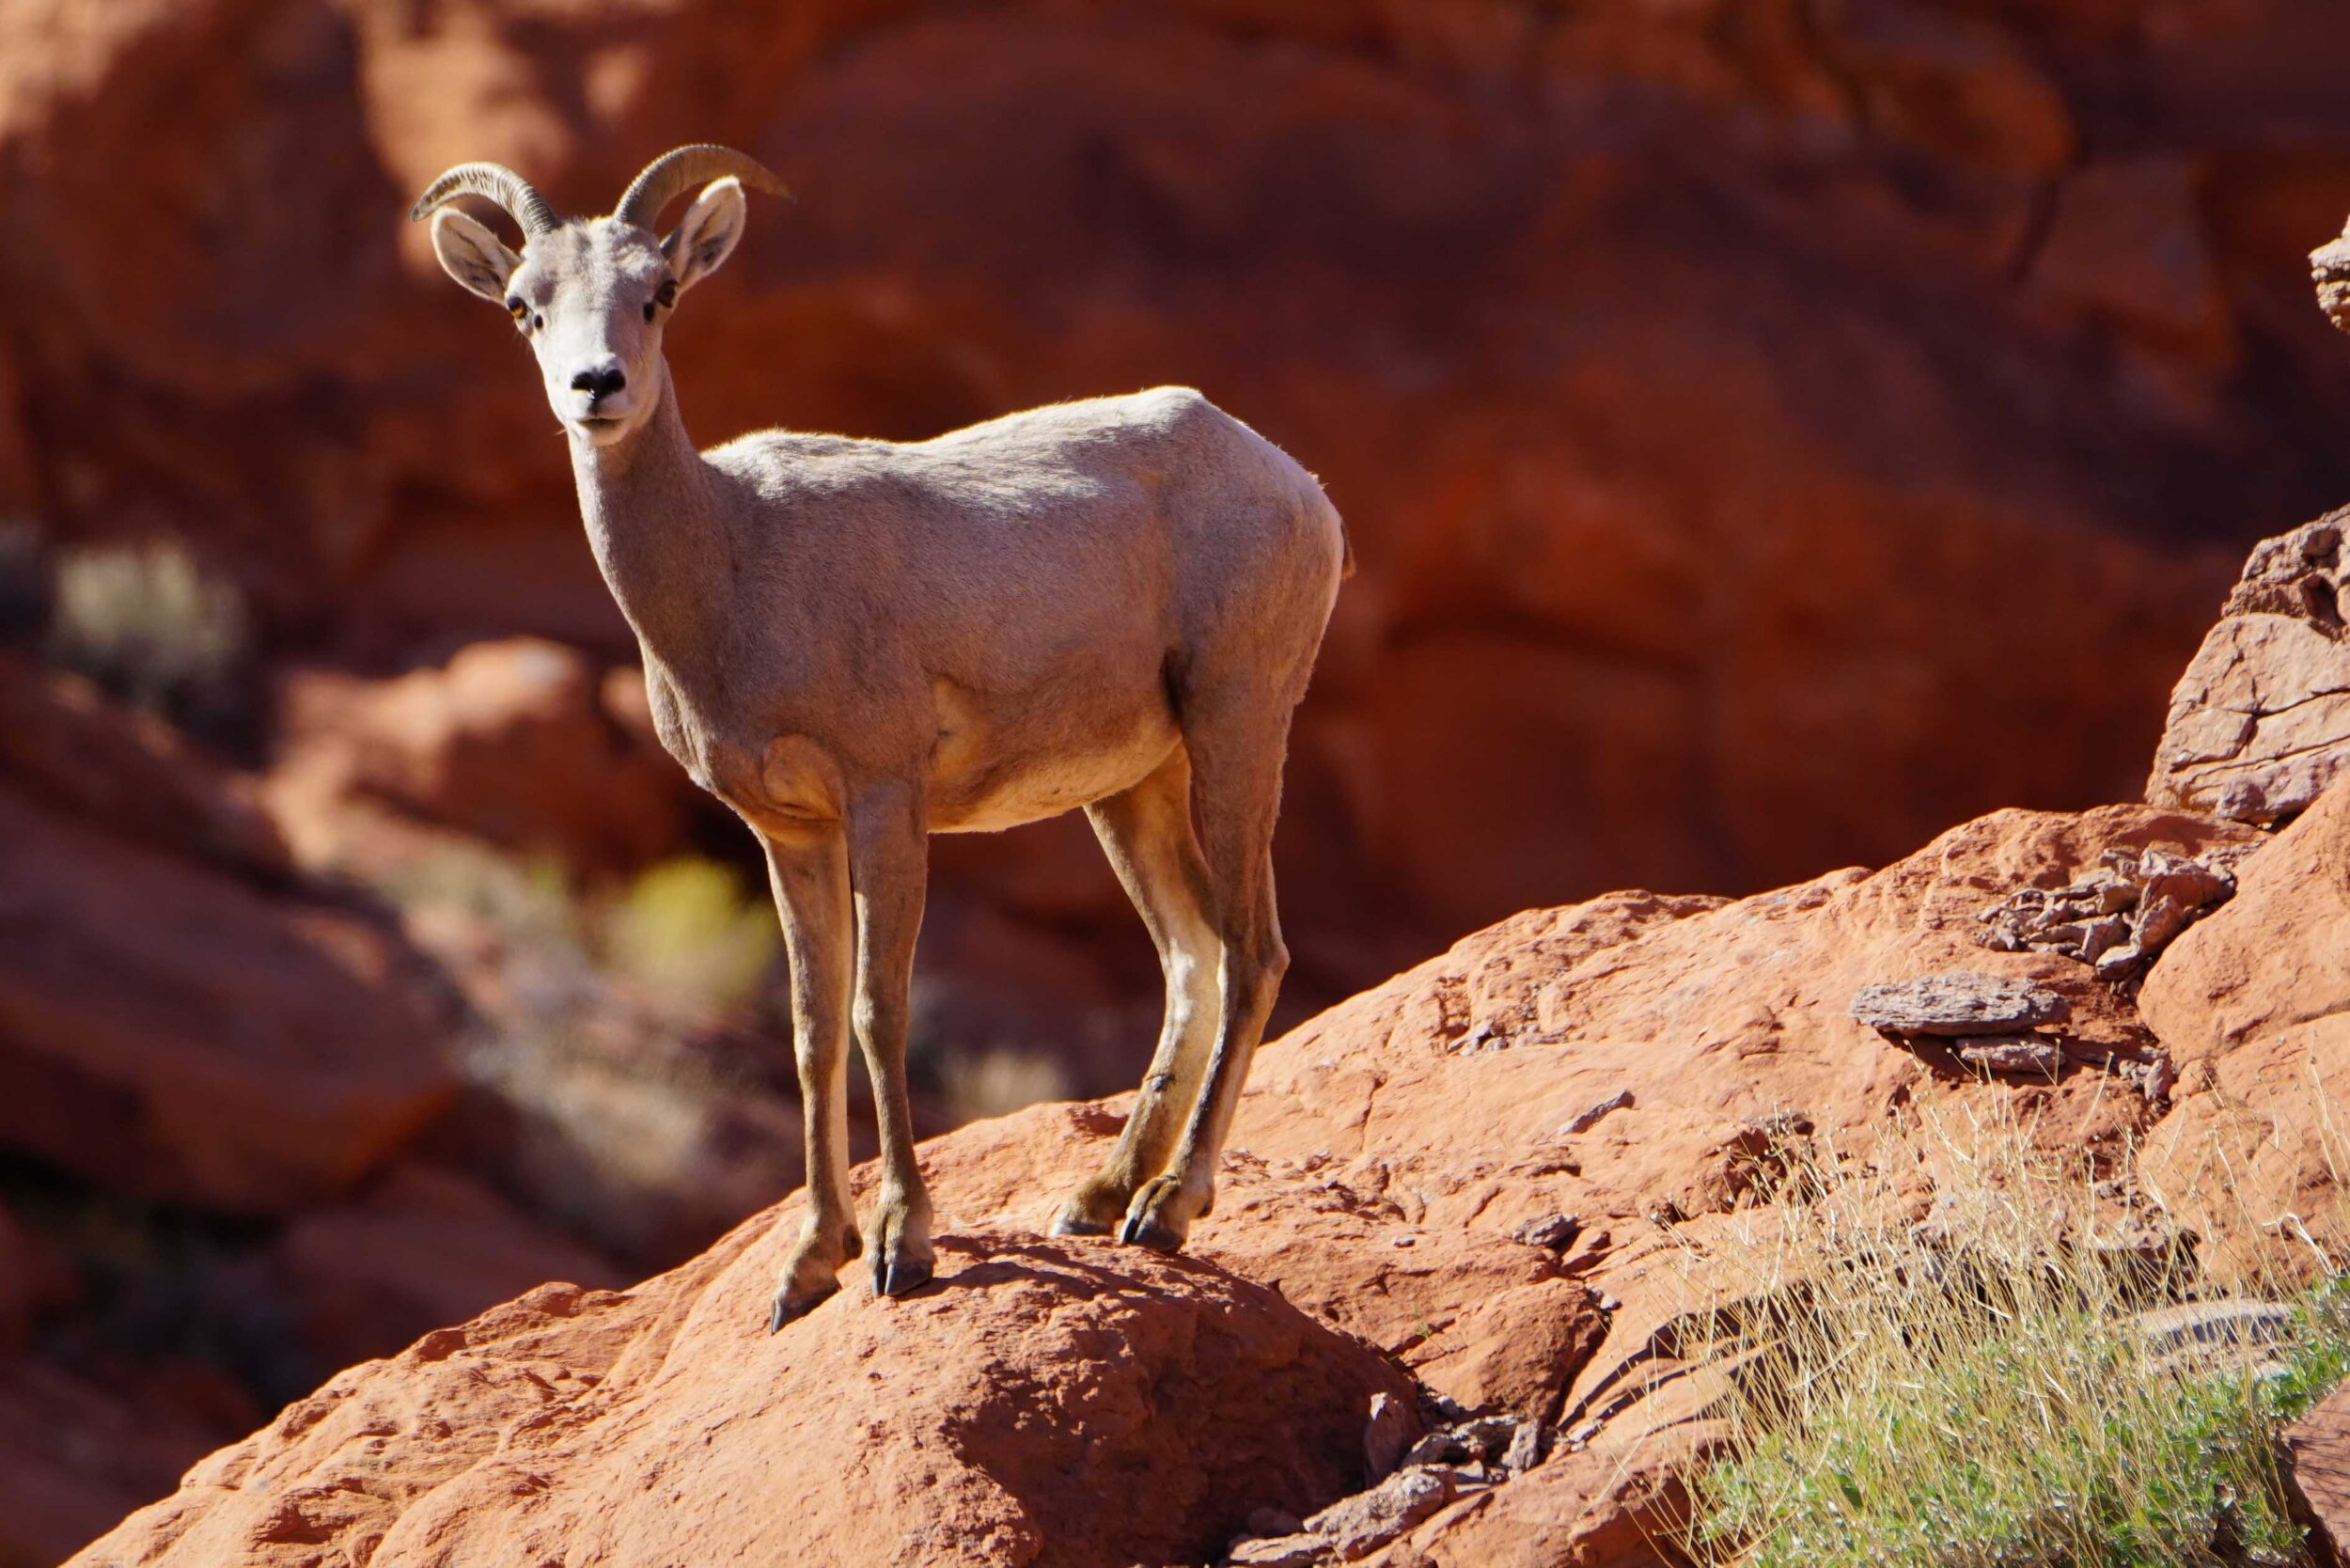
[70, 502, 2350, 1562]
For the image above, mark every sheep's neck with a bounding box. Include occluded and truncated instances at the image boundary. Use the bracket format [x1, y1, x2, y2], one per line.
[571, 364, 736, 690]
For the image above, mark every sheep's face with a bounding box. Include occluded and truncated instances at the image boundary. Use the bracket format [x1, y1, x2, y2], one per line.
[430, 179, 750, 450]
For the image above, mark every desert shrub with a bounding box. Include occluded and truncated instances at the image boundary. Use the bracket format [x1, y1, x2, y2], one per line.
[379, 844, 584, 960]
[939, 1046, 1073, 1122]
[1683, 1110, 2350, 1568]
[597, 855, 779, 1015]
[46, 538, 249, 723]
[378, 844, 796, 1261]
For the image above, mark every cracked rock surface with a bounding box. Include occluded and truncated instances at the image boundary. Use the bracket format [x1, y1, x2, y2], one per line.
[2147, 514, 2350, 825]
[1976, 845, 2239, 980]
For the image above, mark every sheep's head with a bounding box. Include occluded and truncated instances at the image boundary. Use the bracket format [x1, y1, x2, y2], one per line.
[413, 147, 789, 448]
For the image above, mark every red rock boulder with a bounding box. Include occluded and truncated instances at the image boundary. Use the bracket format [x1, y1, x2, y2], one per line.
[273, 1163, 622, 1371]
[2147, 514, 2350, 825]
[2138, 777, 2350, 1268]
[73, 1238, 1415, 1568]
[0, 652, 287, 876]
[0, 1360, 225, 1568]
[0, 781, 460, 1210]
[272, 637, 693, 875]
[0, 663, 460, 1211]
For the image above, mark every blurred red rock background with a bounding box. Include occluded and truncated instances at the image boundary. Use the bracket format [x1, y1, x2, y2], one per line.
[5, 0, 2350, 1560]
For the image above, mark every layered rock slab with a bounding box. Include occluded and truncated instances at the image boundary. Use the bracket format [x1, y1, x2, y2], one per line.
[2286, 1379, 2350, 1567]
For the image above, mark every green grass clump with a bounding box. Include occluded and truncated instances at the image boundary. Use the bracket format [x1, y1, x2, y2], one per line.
[1683, 1111, 2350, 1568]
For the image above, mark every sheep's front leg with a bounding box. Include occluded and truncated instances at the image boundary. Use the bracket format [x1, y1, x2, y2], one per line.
[848, 783, 936, 1298]
[765, 827, 860, 1331]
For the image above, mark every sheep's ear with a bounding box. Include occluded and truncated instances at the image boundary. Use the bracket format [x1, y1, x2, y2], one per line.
[431, 209, 521, 303]
[662, 178, 748, 294]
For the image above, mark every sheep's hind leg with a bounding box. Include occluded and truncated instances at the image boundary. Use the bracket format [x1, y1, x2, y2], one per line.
[1121, 701, 1291, 1253]
[1052, 746, 1220, 1236]
[848, 783, 936, 1298]
[763, 828, 862, 1330]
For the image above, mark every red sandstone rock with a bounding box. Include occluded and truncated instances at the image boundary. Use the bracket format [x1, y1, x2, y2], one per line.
[0, 778, 458, 1211]
[272, 637, 693, 874]
[0, 1198, 37, 1353]
[0, 653, 288, 877]
[2029, 157, 2234, 360]
[73, 1241, 1414, 1568]
[2138, 778, 2350, 1269]
[0, 1360, 222, 1568]
[1363, 1423, 1714, 1568]
[72, 792, 2277, 1565]
[274, 1162, 622, 1370]
[2147, 515, 2350, 825]
[2286, 1379, 2350, 1566]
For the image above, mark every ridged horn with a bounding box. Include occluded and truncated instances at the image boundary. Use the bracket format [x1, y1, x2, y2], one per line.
[408, 163, 562, 237]
[613, 144, 789, 231]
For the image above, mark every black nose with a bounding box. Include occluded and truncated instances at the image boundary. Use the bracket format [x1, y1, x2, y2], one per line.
[572, 363, 627, 403]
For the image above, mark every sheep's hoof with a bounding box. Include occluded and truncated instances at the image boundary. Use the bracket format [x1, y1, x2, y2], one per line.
[768, 1220, 857, 1331]
[1049, 1177, 1131, 1238]
[1120, 1216, 1185, 1253]
[767, 1278, 837, 1333]
[1119, 1177, 1194, 1254]
[866, 1202, 936, 1300]
[877, 1256, 934, 1298]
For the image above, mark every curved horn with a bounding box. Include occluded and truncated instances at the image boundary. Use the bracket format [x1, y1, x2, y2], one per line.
[614, 144, 789, 231]
[408, 163, 561, 237]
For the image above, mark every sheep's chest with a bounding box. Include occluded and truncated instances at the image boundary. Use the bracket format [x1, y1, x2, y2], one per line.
[640, 661, 713, 790]
[643, 659, 846, 834]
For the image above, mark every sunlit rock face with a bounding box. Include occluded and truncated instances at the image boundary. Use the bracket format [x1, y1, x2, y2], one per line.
[7, 1, 2350, 996]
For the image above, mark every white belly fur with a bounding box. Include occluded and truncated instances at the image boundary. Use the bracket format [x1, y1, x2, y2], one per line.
[931, 730, 1177, 832]
[924, 674, 1181, 832]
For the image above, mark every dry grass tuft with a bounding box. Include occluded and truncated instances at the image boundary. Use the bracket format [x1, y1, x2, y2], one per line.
[1678, 1104, 2350, 1568]
[46, 539, 247, 720]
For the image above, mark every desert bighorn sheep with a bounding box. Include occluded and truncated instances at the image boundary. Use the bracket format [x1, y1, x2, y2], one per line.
[414, 147, 1350, 1328]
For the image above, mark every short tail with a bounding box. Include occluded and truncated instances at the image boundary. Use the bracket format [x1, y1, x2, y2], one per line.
[1312, 487, 1354, 580]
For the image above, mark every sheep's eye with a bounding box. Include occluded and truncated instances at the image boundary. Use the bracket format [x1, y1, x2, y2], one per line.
[506, 296, 528, 324]
[655, 279, 678, 309]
